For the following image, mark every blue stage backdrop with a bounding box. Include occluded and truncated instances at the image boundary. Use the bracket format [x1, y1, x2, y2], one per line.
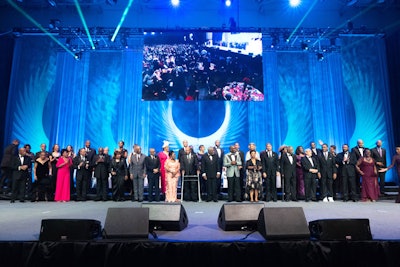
[4, 33, 397, 182]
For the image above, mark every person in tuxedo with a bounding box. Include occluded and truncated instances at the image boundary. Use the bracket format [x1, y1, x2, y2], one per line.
[330, 144, 341, 198]
[10, 147, 30, 203]
[178, 140, 189, 164]
[145, 148, 161, 202]
[73, 148, 91, 201]
[260, 142, 279, 202]
[93, 147, 110, 201]
[337, 144, 359, 202]
[196, 145, 207, 199]
[234, 142, 246, 200]
[310, 141, 322, 159]
[371, 140, 387, 194]
[0, 139, 20, 194]
[301, 148, 320, 202]
[280, 145, 297, 201]
[351, 139, 366, 195]
[180, 146, 200, 201]
[83, 140, 96, 194]
[129, 144, 146, 202]
[201, 146, 221, 202]
[317, 143, 337, 202]
[213, 140, 225, 198]
[223, 145, 242, 202]
[109, 150, 128, 201]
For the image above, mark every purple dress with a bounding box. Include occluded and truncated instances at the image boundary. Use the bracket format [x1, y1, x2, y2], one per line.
[390, 154, 400, 203]
[359, 158, 379, 201]
[296, 154, 305, 197]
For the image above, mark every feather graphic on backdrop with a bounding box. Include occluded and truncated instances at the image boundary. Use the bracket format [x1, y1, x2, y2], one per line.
[13, 57, 56, 149]
[342, 63, 386, 147]
[151, 101, 247, 150]
[278, 70, 313, 146]
[85, 61, 121, 149]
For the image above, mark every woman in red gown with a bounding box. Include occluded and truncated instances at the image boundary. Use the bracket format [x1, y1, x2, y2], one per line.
[54, 149, 73, 202]
[356, 149, 379, 202]
[158, 141, 169, 198]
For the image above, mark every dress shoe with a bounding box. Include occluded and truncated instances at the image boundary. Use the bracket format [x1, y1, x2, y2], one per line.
[343, 199, 349, 202]
[10, 200, 15, 203]
[311, 198, 318, 202]
[352, 199, 358, 202]
[213, 200, 218, 202]
[328, 197, 334, 202]
[19, 200, 25, 203]
[322, 197, 328, 203]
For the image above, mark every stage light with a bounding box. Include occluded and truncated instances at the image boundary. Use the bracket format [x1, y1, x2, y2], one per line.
[316, 52, 324, 61]
[225, 0, 231, 7]
[289, 0, 301, 7]
[49, 19, 60, 30]
[171, 0, 179, 7]
[301, 42, 308, 51]
[74, 52, 82, 60]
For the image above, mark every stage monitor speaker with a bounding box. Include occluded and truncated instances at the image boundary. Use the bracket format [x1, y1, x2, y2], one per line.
[141, 203, 188, 231]
[257, 207, 310, 240]
[218, 202, 265, 231]
[39, 219, 102, 242]
[103, 207, 149, 239]
[308, 218, 372, 241]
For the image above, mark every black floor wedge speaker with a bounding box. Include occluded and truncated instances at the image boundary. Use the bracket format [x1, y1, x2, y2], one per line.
[39, 219, 102, 242]
[218, 202, 265, 231]
[103, 207, 149, 239]
[141, 203, 188, 231]
[257, 207, 310, 240]
[309, 218, 372, 241]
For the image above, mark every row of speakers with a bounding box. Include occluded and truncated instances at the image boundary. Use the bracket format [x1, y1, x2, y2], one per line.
[39, 203, 372, 242]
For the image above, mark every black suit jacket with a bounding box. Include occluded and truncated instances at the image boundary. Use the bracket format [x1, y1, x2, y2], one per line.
[336, 151, 357, 177]
[201, 153, 220, 179]
[280, 153, 296, 178]
[371, 147, 387, 168]
[213, 147, 224, 173]
[351, 146, 367, 161]
[317, 152, 337, 178]
[11, 155, 31, 181]
[145, 155, 161, 176]
[260, 150, 279, 175]
[180, 152, 199, 175]
[73, 155, 91, 178]
[84, 147, 96, 167]
[93, 153, 110, 177]
[301, 156, 320, 180]
[1, 144, 19, 168]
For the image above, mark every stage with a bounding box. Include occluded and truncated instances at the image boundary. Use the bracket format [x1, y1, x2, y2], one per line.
[1, 198, 400, 266]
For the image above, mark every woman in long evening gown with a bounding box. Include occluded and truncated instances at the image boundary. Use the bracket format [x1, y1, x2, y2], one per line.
[295, 146, 305, 199]
[109, 150, 128, 201]
[33, 151, 52, 201]
[356, 149, 379, 202]
[54, 149, 73, 202]
[158, 141, 170, 197]
[387, 146, 400, 203]
[50, 144, 61, 200]
[164, 150, 180, 203]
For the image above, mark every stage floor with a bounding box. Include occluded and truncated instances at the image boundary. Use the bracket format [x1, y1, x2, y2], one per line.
[1, 198, 400, 242]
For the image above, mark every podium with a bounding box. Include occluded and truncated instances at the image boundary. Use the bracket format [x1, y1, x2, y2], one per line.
[181, 174, 202, 202]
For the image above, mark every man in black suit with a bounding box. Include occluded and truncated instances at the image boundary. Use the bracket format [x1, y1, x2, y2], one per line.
[201, 146, 221, 202]
[310, 141, 322, 159]
[0, 139, 19, 194]
[317, 143, 337, 202]
[73, 148, 91, 201]
[213, 140, 224, 198]
[280, 145, 297, 201]
[351, 139, 366, 195]
[260, 142, 279, 202]
[145, 148, 161, 202]
[83, 140, 96, 194]
[301, 148, 320, 202]
[178, 140, 189, 164]
[180, 146, 200, 201]
[93, 147, 110, 201]
[234, 142, 246, 201]
[337, 144, 359, 202]
[10, 147, 31, 203]
[371, 140, 387, 194]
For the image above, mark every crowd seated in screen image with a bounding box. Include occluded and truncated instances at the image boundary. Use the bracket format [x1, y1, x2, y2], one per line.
[142, 43, 263, 101]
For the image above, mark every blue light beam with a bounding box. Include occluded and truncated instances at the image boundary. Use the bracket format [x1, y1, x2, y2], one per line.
[111, 0, 134, 42]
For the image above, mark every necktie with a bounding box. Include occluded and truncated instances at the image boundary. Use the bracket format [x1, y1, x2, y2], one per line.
[136, 154, 139, 162]
[309, 157, 314, 167]
[20, 156, 23, 165]
[324, 152, 328, 160]
[268, 151, 271, 158]
[210, 155, 212, 161]
[378, 148, 382, 157]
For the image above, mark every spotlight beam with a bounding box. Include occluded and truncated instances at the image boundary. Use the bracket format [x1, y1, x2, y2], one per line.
[287, 0, 318, 42]
[6, 0, 75, 57]
[74, 0, 95, 49]
[111, 0, 134, 42]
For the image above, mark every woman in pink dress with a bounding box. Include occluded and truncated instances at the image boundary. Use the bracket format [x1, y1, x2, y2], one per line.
[158, 141, 169, 197]
[54, 149, 73, 202]
[164, 150, 180, 202]
[356, 149, 379, 202]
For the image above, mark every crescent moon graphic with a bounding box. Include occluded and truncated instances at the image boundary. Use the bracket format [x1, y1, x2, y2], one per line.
[166, 101, 231, 147]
